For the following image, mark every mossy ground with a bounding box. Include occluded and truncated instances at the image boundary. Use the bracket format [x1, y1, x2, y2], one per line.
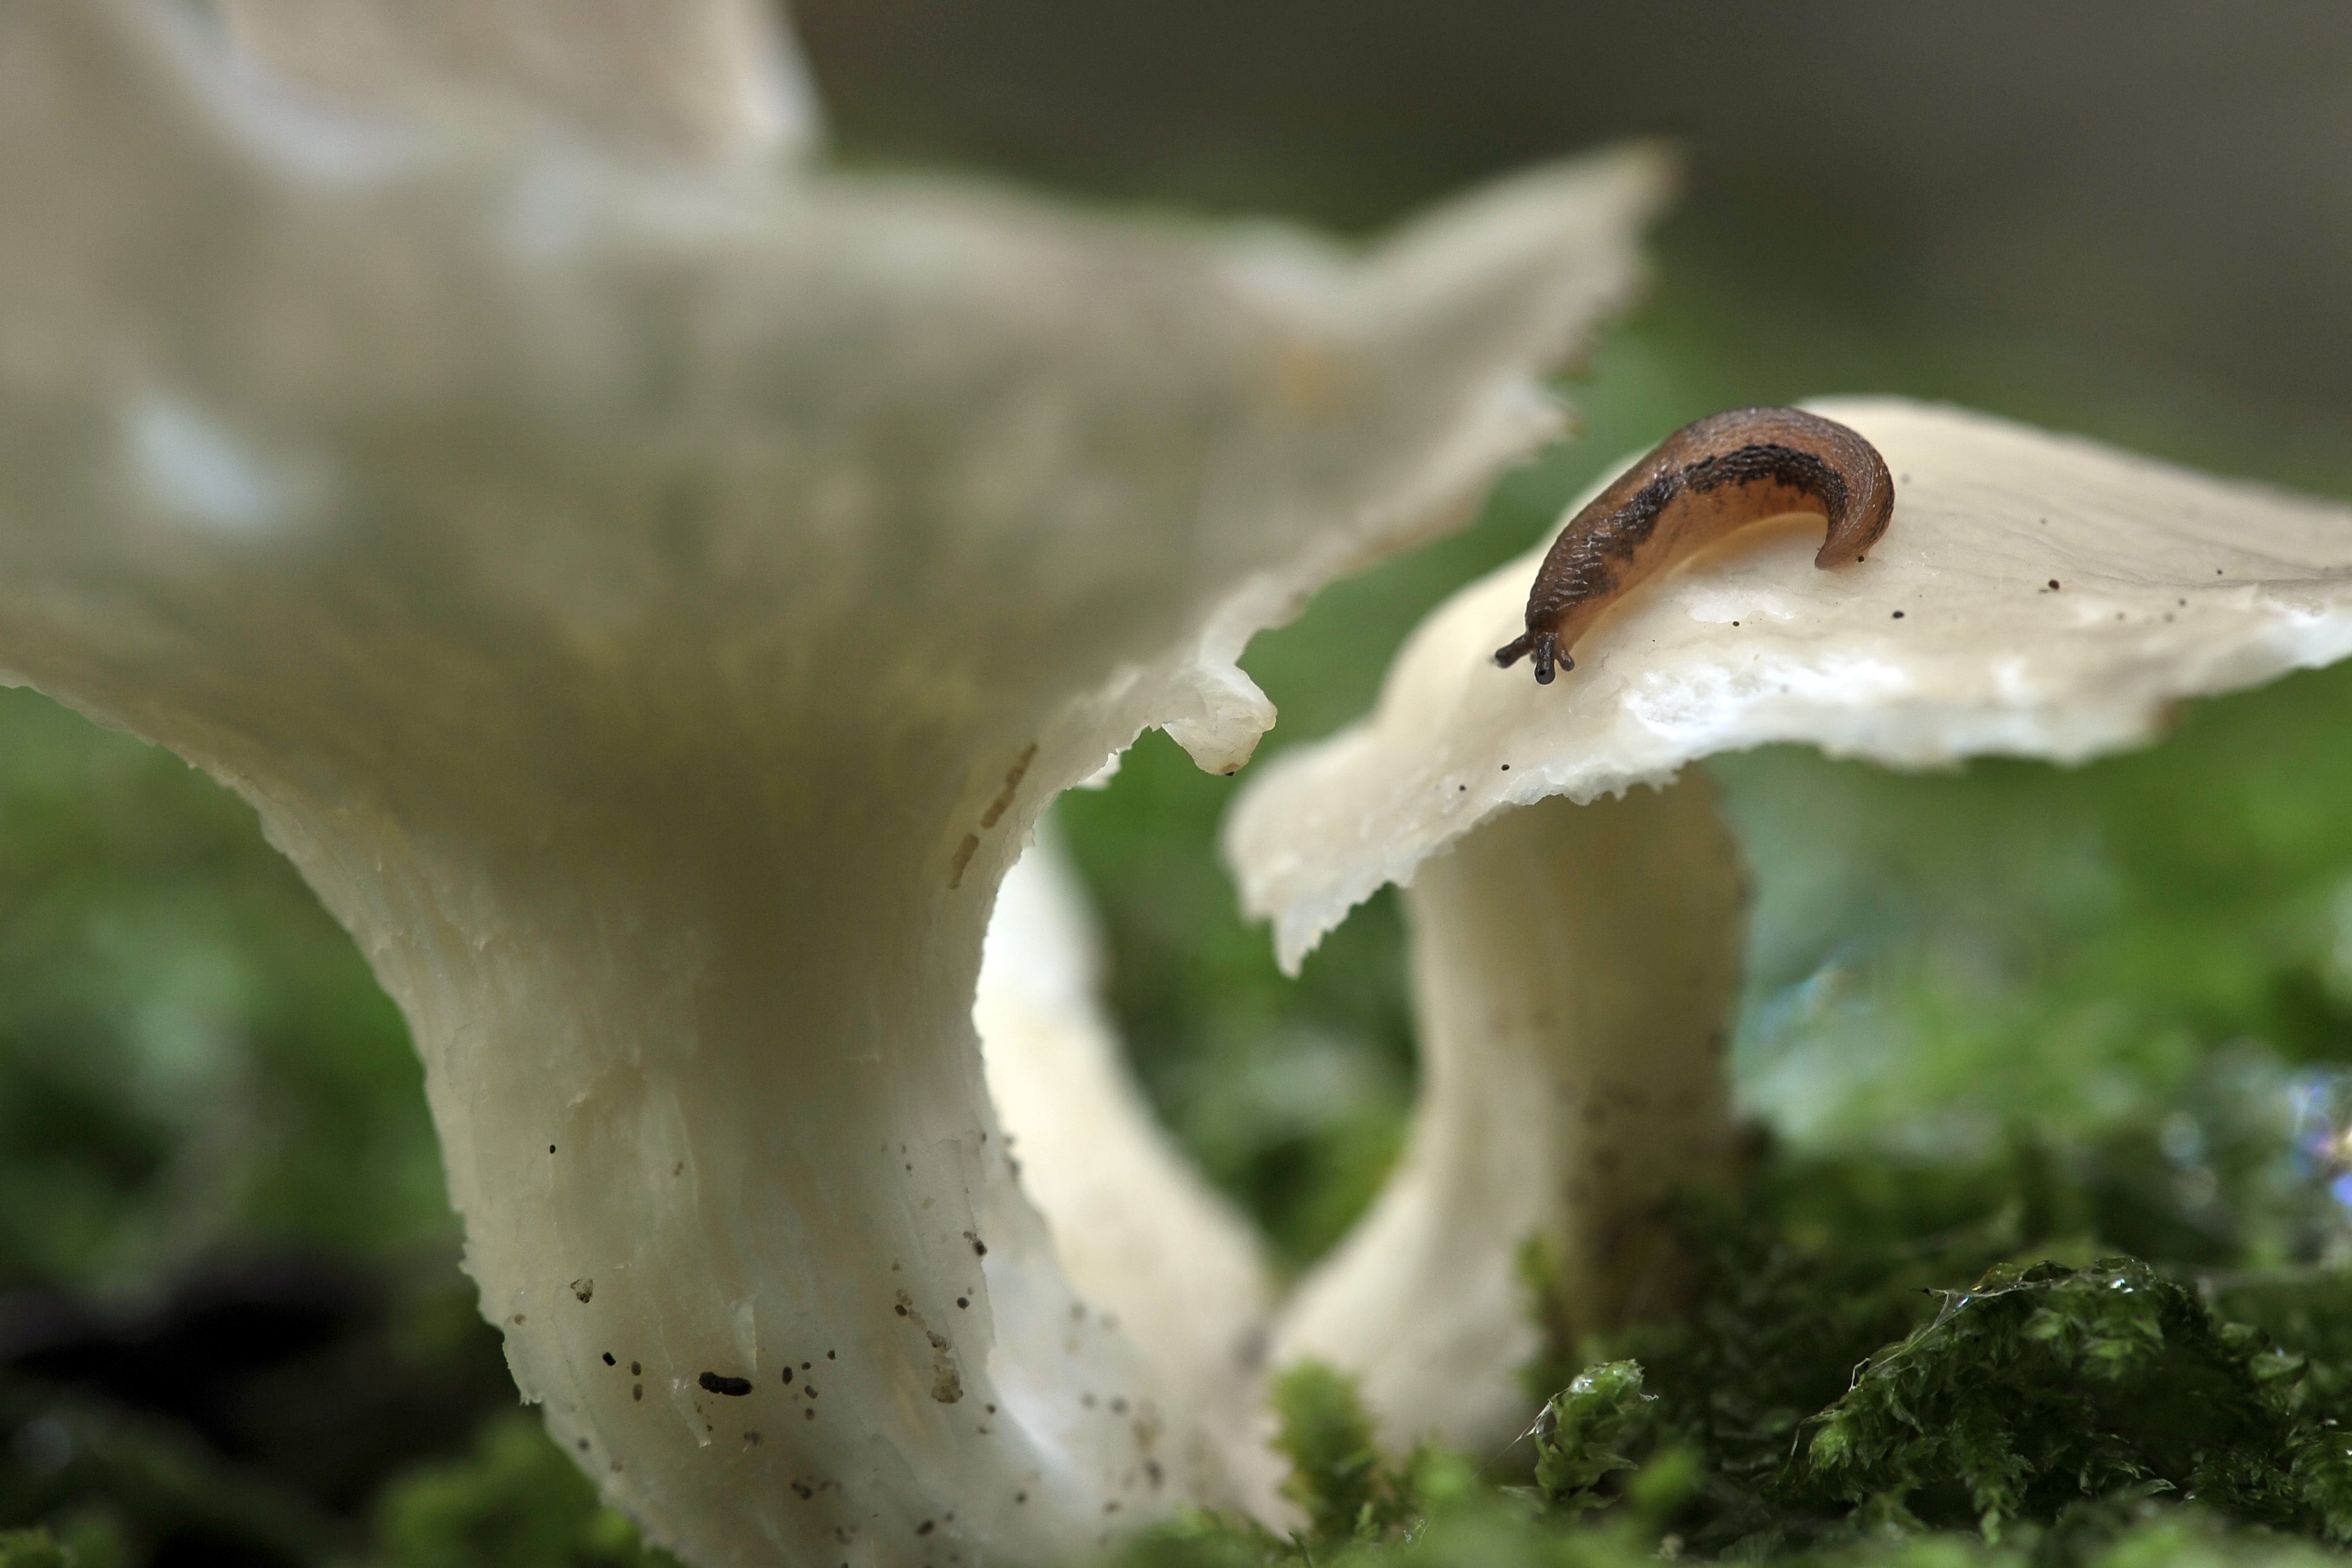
[1108, 1115, 2352, 1568]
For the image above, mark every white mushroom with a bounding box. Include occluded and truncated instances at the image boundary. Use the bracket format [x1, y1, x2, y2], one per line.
[0, 1, 1664, 1562]
[1225, 397, 2352, 1455]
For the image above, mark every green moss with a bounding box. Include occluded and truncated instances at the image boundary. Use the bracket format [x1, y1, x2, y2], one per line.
[1790, 1258, 2344, 1542]
[1110, 1114, 2352, 1568]
[359, 1414, 680, 1568]
[1528, 1363, 1653, 1514]
[1269, 1363, 1419, 1548]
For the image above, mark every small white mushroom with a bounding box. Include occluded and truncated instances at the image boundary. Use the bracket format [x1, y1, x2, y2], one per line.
[1225, 397, 2352, 1454]
[0, 2, 1664, 1561]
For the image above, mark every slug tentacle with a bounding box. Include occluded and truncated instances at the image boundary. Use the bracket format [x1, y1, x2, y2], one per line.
[1494, 407, 1895, 680]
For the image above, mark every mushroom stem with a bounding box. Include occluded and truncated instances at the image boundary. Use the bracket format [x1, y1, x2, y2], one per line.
[1268, 774, 1744, 1452]
[248, 740, 1239, 1568]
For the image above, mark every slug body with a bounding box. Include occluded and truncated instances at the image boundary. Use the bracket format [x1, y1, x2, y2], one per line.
[1495, 407, 1895, 683]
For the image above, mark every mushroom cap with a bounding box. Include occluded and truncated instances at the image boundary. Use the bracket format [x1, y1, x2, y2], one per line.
[215, 0, 818, 162]
[1228, 398, 2352, 971]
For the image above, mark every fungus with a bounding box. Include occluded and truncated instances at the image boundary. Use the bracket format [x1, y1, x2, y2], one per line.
[0, 1, 1664, 1560]
[1225, 398, 2352, 1454]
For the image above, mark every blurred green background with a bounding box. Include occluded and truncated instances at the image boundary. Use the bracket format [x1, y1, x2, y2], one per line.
[8, 3, 2352, 1563]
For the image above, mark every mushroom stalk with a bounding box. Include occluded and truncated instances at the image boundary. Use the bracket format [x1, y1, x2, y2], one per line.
[258, 736, 1233, 1566]
[311, 829, 1236, 1550]
[1270, 777, 1743, 1451]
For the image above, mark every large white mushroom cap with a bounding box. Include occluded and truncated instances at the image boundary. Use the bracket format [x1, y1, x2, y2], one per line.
[0, 1, 1666, 1562]
[215, 0, 821, 162]
[1224, 398, 2352, 1455]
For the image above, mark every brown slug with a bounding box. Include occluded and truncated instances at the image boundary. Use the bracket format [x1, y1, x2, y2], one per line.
[1495, 407, 1895, 683]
